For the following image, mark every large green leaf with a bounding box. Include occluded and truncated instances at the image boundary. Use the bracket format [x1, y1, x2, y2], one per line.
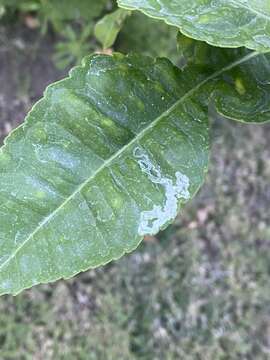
[117, 0, 270, 51]
[0, 49, 269, 295]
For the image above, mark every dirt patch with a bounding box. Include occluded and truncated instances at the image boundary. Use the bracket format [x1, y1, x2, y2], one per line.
[0, 22, 65, 143]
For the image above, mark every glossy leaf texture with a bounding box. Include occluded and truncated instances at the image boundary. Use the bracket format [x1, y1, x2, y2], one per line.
[0, 49, 270, 296]
[118, 0, 270, 52]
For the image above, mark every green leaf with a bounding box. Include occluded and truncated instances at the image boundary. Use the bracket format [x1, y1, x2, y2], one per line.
[0, 49, 269, 295]
[117, 0, 270, 51]
[95, 9, 131, 49]
[177, 35, 270, 123]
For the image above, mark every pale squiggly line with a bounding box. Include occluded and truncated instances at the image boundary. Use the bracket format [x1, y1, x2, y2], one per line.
[134, 147, 190, 235]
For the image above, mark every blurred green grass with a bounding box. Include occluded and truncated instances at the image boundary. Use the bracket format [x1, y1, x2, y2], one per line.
[0, 9, 270, 360]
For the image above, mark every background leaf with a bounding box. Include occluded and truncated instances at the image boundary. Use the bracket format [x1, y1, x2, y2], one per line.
[95, 9, 131, 49]
[118, 0, 270, 51]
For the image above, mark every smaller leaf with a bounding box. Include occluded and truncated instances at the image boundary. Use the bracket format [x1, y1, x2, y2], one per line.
[95, 9, 131, 49]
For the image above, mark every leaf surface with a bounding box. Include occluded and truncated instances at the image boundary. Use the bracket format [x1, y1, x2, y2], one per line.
[118, 0, 270, 51]
[0, 49, 269, 295]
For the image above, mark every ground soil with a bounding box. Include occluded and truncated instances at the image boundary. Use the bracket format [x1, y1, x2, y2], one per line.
[0, 24, 65, 143]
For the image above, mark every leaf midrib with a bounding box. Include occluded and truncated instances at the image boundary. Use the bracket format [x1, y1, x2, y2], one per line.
[0, 50, 259, 272]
